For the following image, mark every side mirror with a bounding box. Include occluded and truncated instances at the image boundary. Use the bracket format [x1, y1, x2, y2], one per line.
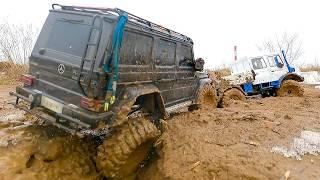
[274, 56, 284, 68]
[39, 48, 46, 55]
[194, 58, 205, 71]
[277, 63, 284, 68]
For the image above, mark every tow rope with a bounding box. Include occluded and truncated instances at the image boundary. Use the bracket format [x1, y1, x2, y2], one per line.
[103, 12, 128, 111]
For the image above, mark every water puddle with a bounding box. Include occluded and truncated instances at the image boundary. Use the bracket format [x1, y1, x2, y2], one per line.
[271, 131, 320, 160]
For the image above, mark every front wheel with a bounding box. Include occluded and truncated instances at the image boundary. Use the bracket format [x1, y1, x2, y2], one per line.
[276, 80, 304, 97]
[96, 117, 160, 179]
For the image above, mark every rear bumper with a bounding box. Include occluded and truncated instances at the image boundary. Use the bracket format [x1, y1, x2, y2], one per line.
[10, 86, 114, 135]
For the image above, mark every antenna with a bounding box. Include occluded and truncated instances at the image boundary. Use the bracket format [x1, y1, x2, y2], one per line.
[234, 45, 237, 61]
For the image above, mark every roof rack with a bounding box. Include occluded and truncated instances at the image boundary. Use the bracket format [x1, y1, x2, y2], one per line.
[52, 4, 115, 13]
[52, 4, 193, 43]
[115, 8, 192, 43]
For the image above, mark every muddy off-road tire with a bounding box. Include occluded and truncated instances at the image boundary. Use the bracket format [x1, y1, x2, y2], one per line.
[276, 80, 304, 97]
[220, 88, 246, 107]
[96, 118, 160, 179]
[196, 84, 218, 108]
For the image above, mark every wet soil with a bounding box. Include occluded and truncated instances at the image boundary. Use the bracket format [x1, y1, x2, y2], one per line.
[0, 85, 319, 179]
[138, 85, 320, 180]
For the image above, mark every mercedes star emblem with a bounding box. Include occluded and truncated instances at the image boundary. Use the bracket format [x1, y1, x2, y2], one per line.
[58, 64, 65, 75]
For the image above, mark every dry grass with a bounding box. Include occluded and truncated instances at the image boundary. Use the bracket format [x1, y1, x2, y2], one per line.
[0, 61, 27, 85]
[209, 68, 231, 78]
[300, 65, 320, 72]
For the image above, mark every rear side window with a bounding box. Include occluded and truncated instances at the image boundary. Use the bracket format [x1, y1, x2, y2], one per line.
[178, 45, 193, 67]
[120, 31, 153, 65]
[155, 39, 176, 66]
[46, 20, 90, 57]
[266, 56, 276, 67]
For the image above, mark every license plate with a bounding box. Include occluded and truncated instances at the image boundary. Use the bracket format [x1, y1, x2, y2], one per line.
[41, 96, 63, 113]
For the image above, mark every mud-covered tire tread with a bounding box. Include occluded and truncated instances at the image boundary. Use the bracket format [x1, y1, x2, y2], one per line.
[276, 80, 304, 97]
[196, 83, 218, 108]
[96, 118, 160, 178]
[221, 88, 246, 107]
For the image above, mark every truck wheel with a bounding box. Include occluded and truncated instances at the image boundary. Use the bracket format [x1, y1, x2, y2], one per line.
[276, 80, 304, 97]
[96, 117, 160, 179]
[197, 84, 218, 108]
[220, 88, 246, 107]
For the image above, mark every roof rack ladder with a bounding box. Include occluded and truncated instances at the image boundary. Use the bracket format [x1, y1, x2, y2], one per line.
[78, 15, 103, 96]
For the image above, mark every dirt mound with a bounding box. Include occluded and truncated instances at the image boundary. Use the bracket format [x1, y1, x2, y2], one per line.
[138, 86, 320, 179]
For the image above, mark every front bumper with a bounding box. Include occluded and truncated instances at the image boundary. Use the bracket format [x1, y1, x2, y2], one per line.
[9, 86, 114, 136]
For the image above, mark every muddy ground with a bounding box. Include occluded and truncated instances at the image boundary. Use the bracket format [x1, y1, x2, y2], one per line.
[0, 85, 319, 179]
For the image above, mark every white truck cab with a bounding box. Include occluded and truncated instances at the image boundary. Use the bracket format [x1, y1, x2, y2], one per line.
[224, 50, 304, 96]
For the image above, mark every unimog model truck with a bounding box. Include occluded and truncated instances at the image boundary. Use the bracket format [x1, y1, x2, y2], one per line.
[223, 50, 304, 98]
[10, 4, 217, 178]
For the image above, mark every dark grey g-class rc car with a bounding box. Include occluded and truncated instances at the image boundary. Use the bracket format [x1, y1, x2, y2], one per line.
[10, 4, 217, 178]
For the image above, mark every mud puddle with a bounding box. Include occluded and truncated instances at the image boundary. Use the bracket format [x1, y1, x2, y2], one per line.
[272, 130, 320, 160]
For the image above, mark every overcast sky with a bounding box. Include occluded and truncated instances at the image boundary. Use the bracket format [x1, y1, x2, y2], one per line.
[0, 0, 319, 68]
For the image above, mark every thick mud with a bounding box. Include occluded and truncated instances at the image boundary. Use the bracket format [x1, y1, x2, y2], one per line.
[0, 86, 99, 180]
[0, 119, 99, 180]
[138, 86, 320, 180]
[0, 85, 319, 179]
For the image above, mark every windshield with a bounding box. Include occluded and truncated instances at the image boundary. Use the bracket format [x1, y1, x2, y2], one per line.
[251, 57, 267, 70]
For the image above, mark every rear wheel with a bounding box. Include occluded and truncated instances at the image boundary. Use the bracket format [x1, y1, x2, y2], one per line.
[220, 88, 246, 107]
[276, 80, 304, 97]
[96, 117, 160, 179]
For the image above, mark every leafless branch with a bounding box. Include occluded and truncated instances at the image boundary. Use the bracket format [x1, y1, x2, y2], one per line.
[0, 19, 38, 64]
[257, 32, 303, 63]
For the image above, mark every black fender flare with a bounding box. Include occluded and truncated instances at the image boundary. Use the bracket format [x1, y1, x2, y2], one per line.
[225, 85, 246, 95]
[280, 73, 304, 83]
[221, 85, 246, 99]
[112, 84, 166, 126]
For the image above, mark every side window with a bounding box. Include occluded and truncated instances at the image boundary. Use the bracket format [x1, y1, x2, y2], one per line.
[178, 45, 193, 67]
[120, 31, 153, 65]
[155, 39, 176, 66]
[251, 58, 267, 70]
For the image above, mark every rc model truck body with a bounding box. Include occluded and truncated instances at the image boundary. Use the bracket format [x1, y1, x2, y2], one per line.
[223, 50, 304, 97]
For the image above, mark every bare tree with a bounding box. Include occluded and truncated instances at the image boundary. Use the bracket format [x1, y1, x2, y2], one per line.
[257, 32, 303, 64]
[0, 19, 38, 64]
